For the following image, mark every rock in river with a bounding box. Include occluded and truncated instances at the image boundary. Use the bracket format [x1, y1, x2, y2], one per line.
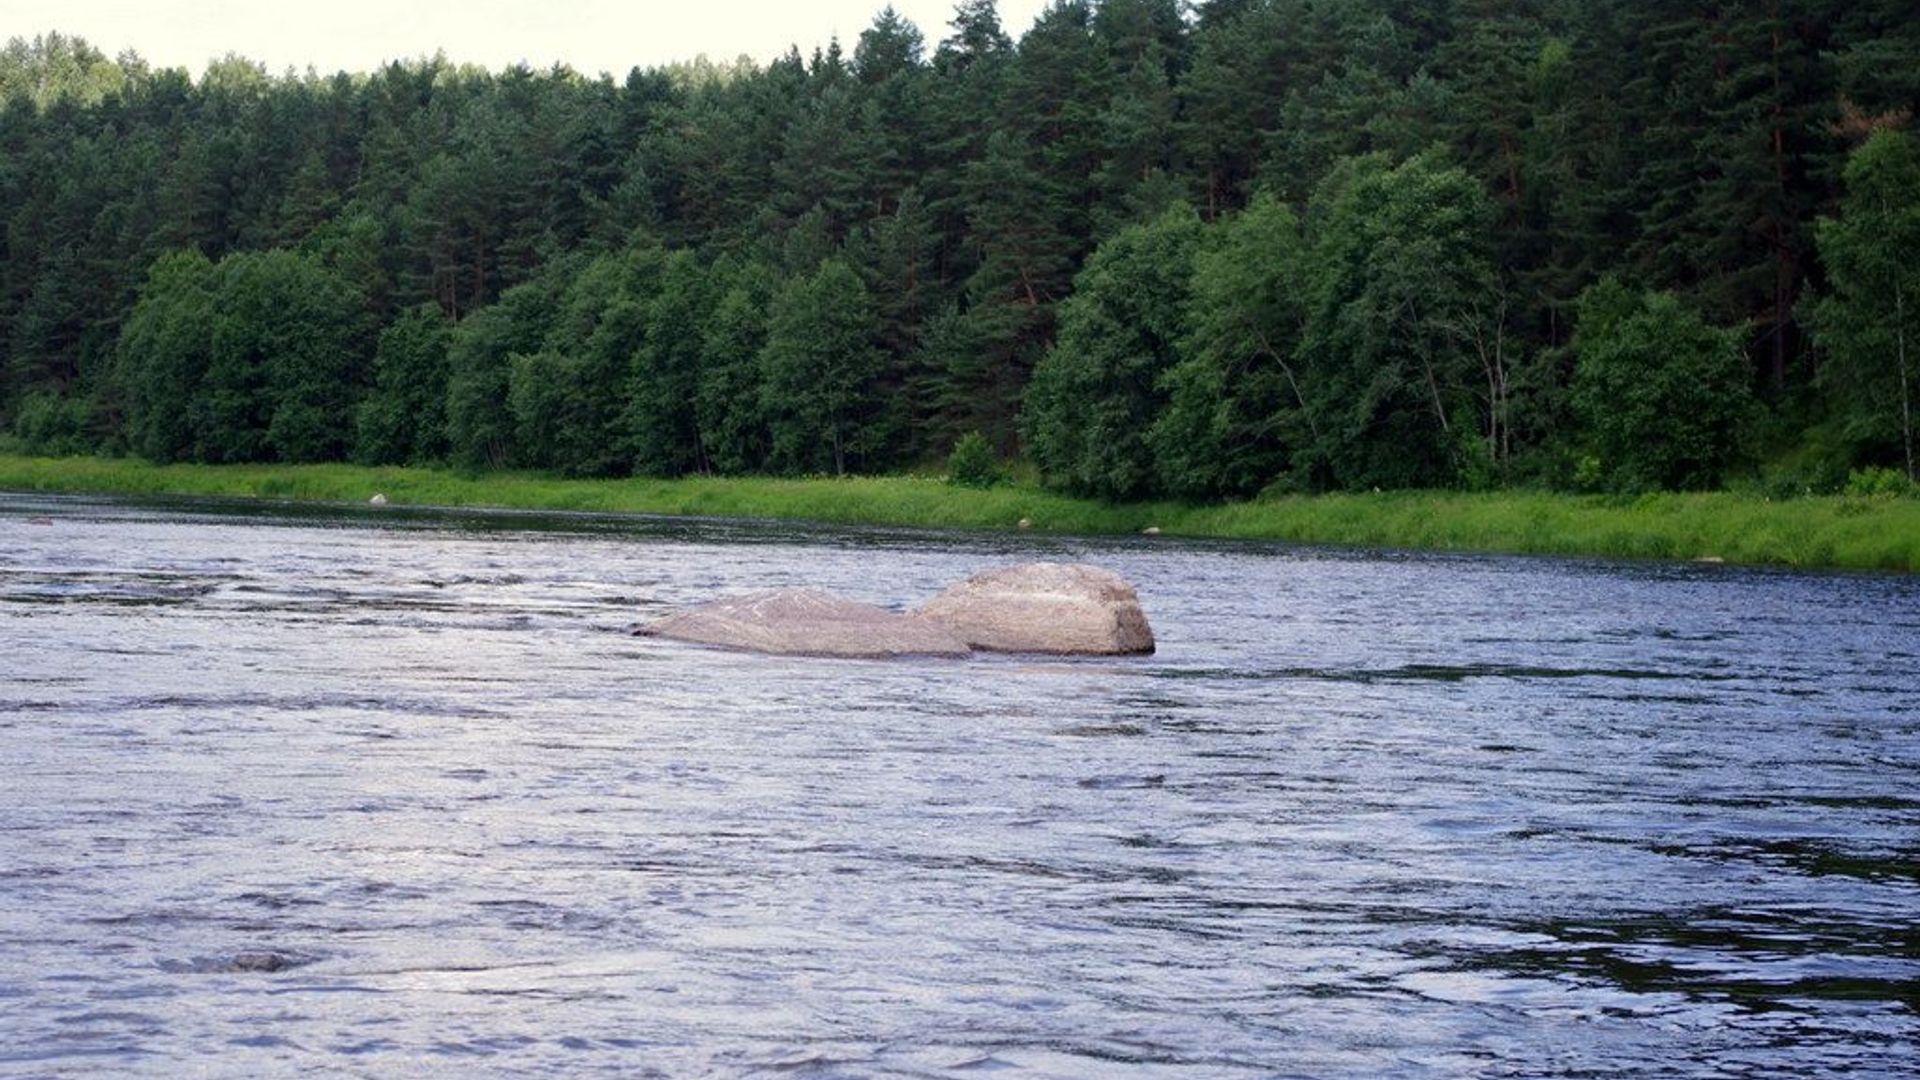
[636, 588, 971, 659]
[915, 562, 1154, 655]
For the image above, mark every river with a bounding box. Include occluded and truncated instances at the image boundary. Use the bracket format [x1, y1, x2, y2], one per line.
[0, 493, 1914, 1078]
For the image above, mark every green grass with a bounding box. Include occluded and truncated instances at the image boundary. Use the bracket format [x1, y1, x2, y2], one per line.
[3, 453, 1916, 572]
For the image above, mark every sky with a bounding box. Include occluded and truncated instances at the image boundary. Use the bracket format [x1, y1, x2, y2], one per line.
[4, 0, 1054, 77]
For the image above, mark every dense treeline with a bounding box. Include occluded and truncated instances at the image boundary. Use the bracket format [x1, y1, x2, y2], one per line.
[3, 1, 1918, 495]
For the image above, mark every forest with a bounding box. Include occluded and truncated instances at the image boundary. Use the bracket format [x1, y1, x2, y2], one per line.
[2, 0, 1918, 498]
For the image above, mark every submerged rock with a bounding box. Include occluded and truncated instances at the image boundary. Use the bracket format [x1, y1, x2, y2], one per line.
[636, 588, 970, 659]
[161, 950, 316, 974]
[915, 562, 1154, 655]
[224, 951, 307, 973]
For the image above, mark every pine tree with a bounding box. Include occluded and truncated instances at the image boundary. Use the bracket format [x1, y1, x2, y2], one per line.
[855, 8, 932, 211]
[924, 0, 1014, 283]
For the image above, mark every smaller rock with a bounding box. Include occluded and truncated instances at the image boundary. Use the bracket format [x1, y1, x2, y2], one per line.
[1693, 555, 1725, 564]
[1141, 526, 1161, 536]
[226, 951, 300, 973]
[637, 588, 970, 659]
[369, 493, 389, 506]
[916, 562, 1154, 655]
[1017, 517, 1032, 530]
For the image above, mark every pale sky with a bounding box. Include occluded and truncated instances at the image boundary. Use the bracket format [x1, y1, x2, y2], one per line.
[2, 0, 1054, 77]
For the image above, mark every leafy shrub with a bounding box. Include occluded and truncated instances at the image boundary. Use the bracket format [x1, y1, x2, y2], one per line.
[1571, 279, 1754, 491]
[947, 431, 1003, 488]
[1747, 421, 1855, 498]
[12, 392, 93, 456]
[1571, 454, 1605, 493]
[1454, 429, 1497, 491]
[1844, 466, 1915, 498]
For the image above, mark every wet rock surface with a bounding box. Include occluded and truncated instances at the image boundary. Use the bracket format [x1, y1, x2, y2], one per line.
[635, 587, 970, 659]
[915, 562, 1155, 655]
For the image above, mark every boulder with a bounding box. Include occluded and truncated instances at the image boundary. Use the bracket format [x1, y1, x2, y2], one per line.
[635, 588, 970, 659]
[914, 562, 1154, 655]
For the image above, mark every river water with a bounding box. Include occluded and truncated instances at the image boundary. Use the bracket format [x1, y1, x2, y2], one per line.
[0, 493, 1914, 1078]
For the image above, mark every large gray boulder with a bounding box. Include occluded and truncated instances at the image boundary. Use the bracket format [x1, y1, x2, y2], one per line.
[914, 562, 1154, 655]
[635, 588, 970, 659]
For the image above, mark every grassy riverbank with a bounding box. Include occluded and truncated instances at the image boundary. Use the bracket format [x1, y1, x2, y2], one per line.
[2, 454, 1915, 572]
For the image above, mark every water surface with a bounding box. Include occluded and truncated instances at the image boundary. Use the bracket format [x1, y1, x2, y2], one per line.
[1, 494, 1915, 1077]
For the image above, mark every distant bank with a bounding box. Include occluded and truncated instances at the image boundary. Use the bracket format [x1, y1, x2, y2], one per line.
[2, 454, 1913, 573]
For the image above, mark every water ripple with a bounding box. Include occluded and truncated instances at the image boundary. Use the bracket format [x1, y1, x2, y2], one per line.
[1, 493, 1916, 1078]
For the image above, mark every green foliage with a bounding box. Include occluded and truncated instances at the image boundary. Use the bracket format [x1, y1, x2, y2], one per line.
[1571, 279, 1755, 491]
[355, 304, 453, 465]
[10, 391, 92, 455]
[445, 265, 570, 468]
[626, 250, 712, 476]
[7, 8, 1920, 495]
[1023, 205, 1205, 498]
[1454, 428, 1498, 492]
[1750, 421, 1856, 499]
[507, 350, 588, 472]
[488, 245, 670, 478]
[697, 261, 777, 474]
[946, 430, 1002, 488]
[0, 32, 135, 108]
[113, 248, 366, 464]
[1297, 151, 1500, 490]
[760, 258, 886, 475]
[1150, 194, 1309, 498]
[1844, 466, 1915, 499]
[217, 250, 369, 463]
[1810, 130, 1920, 483]
[571, 249, 667, 477]
[114, 250, 217, 464]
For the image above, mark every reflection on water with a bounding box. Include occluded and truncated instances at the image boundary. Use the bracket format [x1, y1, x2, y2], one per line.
[1, 493, 1915, 1078]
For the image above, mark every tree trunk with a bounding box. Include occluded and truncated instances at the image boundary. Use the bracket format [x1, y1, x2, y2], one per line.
[1424, 354, 1451, 435]
[1252, 323, 1316, 439]
[1500, 130, 1522, 206]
